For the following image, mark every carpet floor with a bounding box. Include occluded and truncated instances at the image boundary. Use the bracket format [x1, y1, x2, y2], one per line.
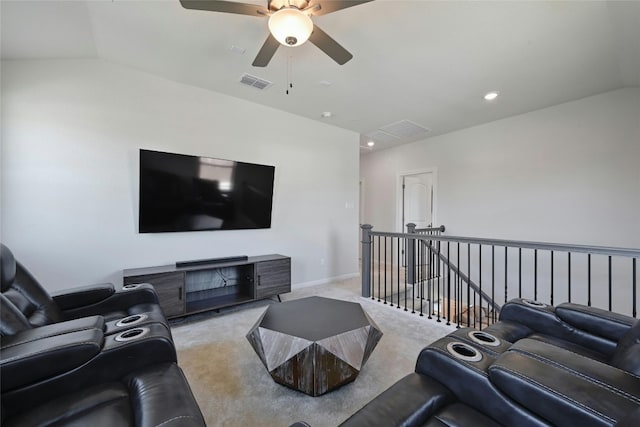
[171, 276, 455, 427]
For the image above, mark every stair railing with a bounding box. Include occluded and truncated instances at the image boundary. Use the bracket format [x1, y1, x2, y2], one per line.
[361, 224, 640, 329]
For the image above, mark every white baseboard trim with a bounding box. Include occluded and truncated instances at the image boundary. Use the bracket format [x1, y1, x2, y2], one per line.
[293, 272, 360, 289]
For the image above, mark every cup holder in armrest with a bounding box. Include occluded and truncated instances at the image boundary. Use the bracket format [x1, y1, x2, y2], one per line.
[114, 327, 149, 342]
[122, 283, 142, 291]
[446, 341, 483, 362]
[115, 314, 148, 327]
[522, 299, 548, 308]
[467, 331, 501, 347]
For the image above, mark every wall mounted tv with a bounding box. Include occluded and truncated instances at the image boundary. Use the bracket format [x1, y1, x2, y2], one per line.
[139, 149, 275, 233]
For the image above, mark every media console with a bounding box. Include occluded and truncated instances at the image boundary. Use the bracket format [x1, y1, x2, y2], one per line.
[122, 254, 291, 319]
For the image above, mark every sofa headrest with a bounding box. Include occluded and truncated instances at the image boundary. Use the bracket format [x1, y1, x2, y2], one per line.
[1, 244, 17, 292]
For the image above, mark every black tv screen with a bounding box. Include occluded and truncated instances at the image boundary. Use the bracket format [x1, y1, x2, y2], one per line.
[139, 149, 275, 233]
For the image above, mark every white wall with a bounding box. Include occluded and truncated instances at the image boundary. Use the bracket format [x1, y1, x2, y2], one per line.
[361, 88, 639, 312]
[1, 59, 360, 292]
[361, 88, 640, 248]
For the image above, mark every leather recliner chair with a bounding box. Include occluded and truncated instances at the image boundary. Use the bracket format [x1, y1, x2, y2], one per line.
[0, 244, 206, 426]
[340, 299, 640, 427]
[0, 243, 167, 336]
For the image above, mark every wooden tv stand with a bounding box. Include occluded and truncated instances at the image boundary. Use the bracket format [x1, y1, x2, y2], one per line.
[122, 254, 291, 319]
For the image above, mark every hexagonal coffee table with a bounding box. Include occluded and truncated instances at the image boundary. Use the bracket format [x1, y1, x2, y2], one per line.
[246, 296, 383, 396]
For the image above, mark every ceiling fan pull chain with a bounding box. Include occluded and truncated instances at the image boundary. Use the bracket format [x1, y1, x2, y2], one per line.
[286, 55, 294, 95]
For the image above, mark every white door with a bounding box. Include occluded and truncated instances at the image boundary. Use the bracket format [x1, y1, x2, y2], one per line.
[402, 173, 433, 231]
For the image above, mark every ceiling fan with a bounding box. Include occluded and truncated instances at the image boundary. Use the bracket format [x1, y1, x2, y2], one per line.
[179, 0, 373, 67]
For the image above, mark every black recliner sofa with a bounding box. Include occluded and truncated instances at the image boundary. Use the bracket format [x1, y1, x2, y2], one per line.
[340, 298, 640, 427]
[1, 243, 167, 335]
[1, 243, 205, 426]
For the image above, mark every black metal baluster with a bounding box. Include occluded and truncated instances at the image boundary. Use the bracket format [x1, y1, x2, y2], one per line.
[534, 249, 538, 301]
[419, 238, 424, 316]
[567, 252, 571, 303]
[436, 242, 441, 323]
[608, 256, 612, 311]
[491, 245, 495, 324]
[377, 235, 381, 302]
[518, 248, 522, 298]
[404, 237, 408, 311]
[588, 254, 592, 307]
[633, 258, 637, 318]
[467, 243, 471, 327]
[457, 242, 461, 328]
[427, 240, 433, 319]
[446, 241, 451, 325]
[390, 238, 395, 307]
[397, 237, 401, 309]
[504, 246, 508, 305]
[479, 245, 483, 330]
[413, 238, 417, 314]
[384, 237, 388, 304]
[371, 235, 375, 299]
[550, 250, 554, 306]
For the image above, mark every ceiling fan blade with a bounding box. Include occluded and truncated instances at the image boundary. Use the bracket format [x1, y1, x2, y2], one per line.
[180, 0, 269, 17]
[308, 0, 373, 16]
[252, 34, 280, 67]
[308, 24, 353, 65]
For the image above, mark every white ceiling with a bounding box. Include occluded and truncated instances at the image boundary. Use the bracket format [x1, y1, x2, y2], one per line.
[2, 0, 639, 152]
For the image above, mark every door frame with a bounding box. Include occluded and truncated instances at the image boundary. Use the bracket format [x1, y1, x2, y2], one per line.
[396, 168, 438, 234]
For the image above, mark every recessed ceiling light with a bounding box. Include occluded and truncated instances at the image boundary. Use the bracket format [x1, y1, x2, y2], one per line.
[367, 141, 375, 147]
[318, 80, 332, 87]
[484, 91, 499, 101]
[321, 111, 333, 118]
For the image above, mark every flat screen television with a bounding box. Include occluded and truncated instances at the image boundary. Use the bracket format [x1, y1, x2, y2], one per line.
[139, 149, 275, 233]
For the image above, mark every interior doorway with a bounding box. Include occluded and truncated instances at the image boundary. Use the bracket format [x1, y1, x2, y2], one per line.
[397, 169, 436, 267]
[399, 171, 434, 233]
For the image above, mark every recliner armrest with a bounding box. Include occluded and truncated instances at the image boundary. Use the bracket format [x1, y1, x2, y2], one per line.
[1, 328, 103, 392]
[339, 373, 453, 427]
[52, 283, 115, 311]
[58, 284, 159, 319]
[555, 303, 635, 342]
[1, 316, 104, 349]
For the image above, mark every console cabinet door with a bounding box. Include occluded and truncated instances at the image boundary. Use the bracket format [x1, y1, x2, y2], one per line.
[255, 258, 291, 299]
[124, 271, 185, 318]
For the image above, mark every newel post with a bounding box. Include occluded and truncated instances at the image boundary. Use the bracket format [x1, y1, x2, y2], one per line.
[406, 223, 416, 285]
[361, 224, 373, 298]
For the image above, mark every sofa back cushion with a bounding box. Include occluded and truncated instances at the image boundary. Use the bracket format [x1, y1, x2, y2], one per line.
[1, 244, 63, 327]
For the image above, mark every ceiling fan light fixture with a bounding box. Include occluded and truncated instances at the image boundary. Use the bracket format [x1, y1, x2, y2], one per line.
[268, 7, 313, 47]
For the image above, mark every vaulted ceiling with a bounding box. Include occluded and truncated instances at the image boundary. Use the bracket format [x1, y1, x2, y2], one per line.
[2, 1, 639, 151]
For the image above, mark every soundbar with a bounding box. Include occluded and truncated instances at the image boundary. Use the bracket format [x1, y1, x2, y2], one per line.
[176, 256, 249, 268]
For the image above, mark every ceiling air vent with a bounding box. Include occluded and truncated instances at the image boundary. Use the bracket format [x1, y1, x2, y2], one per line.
[380, 120, 430, 138]
[239, 73, 273, 90]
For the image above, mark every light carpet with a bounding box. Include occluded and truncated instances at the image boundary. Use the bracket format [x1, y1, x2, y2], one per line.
[171, 277, 455, 427]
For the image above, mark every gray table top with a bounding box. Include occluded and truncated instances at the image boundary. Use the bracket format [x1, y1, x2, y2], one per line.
[259, 296, 371, 341]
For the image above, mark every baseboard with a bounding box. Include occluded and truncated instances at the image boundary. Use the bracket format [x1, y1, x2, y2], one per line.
[293, 272, 360, 289]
